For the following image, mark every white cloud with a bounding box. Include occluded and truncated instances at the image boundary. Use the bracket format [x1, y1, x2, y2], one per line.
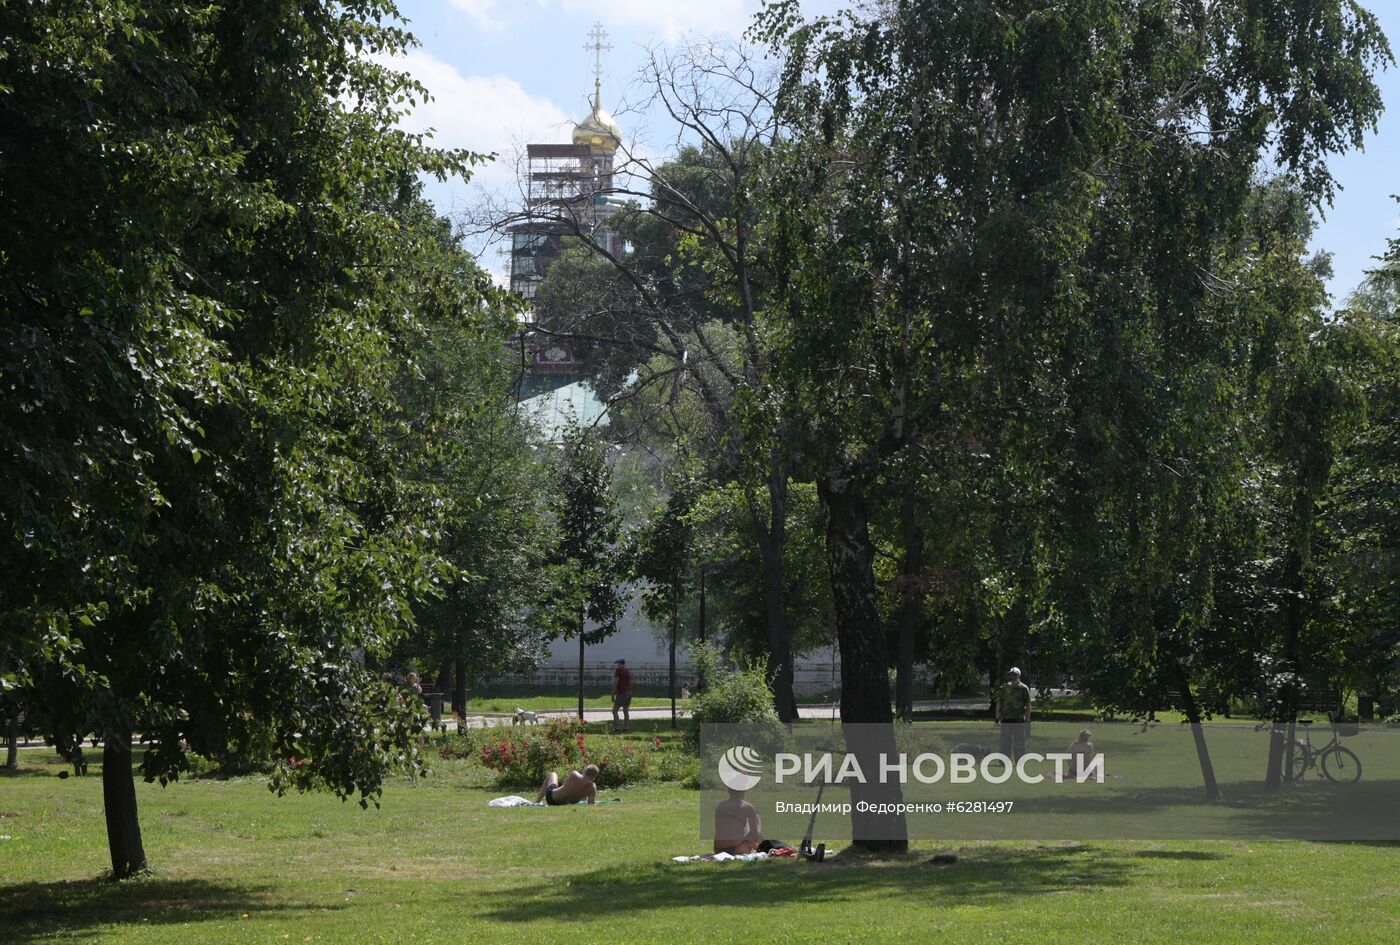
[373, 49, 577, 278]
[448, 0, 508, 31]
[559, 0, 762, 41]
[378, 48, 573, 196]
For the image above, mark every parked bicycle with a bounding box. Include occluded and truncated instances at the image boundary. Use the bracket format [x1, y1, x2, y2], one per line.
[1291, 716, 1363, 784]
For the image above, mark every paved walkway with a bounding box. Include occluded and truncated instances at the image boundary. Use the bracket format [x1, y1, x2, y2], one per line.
[13, 693, 1089, 748]
[450, 697, 996, 729]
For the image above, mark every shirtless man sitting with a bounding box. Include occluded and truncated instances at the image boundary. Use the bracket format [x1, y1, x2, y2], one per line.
[536, 764, 599, 806]
[713, 787, 765, 854]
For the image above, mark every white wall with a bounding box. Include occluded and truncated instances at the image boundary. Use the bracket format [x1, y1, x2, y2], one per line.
[529, 597, 841, 695]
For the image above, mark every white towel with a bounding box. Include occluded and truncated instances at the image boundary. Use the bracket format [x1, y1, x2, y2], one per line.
[488, 795, 537, 808]
[670, 851, 770, 863]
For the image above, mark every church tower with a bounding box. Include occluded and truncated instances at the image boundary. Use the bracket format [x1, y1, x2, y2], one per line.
[508, 24, 626, 394]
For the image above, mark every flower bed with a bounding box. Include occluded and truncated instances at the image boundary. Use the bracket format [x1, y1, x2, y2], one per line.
[475, 718, 685, 788]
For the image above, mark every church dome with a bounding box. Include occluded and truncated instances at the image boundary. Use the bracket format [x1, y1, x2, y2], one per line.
[573, 102, 621, 153]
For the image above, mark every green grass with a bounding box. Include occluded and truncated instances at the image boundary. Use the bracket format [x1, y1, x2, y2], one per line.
[3, 727, 1400, 944]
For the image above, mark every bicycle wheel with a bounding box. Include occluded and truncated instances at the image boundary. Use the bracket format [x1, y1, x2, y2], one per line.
[1321, 746, 1362, 784]
[1290, 744, 1311, 781]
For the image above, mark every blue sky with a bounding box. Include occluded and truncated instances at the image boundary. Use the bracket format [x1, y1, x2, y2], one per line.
[391, 0, 1400, 302]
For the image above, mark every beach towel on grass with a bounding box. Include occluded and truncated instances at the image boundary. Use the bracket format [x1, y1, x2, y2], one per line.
[488, 796, 623, 808]
[489, 795, 540, 807]
[672, 851, 771, 864]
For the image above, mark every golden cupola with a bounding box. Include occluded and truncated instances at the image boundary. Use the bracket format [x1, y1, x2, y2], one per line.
[573, 23, 621, 154]
[573, 99, 622, 153]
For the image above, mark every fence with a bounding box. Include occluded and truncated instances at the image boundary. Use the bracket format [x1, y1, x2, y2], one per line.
[480, 662, 844, 697]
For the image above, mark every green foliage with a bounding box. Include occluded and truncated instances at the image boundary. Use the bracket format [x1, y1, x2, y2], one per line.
[684, 643, 780, 750]
[634, 477, 696, 628]
[474, 718, 679, 789]
[0, 0, 522, 871]
[688, 481, 833, 657]
[1322, 226, 1400, 703]
[180, 752, 221, 779]
[548, 421, 628, 646]
[754, 0, 1391, 731]
[387, 230, 559, 693]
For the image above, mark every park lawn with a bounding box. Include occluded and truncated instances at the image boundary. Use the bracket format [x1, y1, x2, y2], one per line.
[3, 741, 1399, 945]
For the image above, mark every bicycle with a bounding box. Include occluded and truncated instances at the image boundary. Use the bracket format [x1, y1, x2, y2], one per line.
[1290, 717, 1363, 784]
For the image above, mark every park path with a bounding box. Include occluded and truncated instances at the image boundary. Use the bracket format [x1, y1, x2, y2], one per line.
[450, 697, 997, 729]
[8, 695, 1062, 748]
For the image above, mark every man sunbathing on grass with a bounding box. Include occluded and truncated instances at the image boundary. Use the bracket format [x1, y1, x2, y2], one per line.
[713, 788, 765, 854]
[537, 764, 599, 806]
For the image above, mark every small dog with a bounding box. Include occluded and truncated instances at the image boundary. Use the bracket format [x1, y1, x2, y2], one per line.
[513, 707, 540, 726]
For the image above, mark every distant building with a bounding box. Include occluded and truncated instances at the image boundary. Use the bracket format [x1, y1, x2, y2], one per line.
[497, 28, 840, 697]
[509, 24, 626, 400]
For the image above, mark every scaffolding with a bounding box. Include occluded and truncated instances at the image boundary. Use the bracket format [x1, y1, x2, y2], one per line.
[508, 143, 621, 301]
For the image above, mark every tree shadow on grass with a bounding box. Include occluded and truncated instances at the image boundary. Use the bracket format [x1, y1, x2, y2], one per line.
[0, 877, 335, 944]
[0, 767, 63, 778]
[482, 845, 1135, 923]
[1132, 849, 1226, 861]
[1002, 779, 1400, 842]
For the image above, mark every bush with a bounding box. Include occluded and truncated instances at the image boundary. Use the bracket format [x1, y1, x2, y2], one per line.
[437, 729, 476, 760]
[684, 643, 781, 752]
[478, 717, 584, 786]
[585, 739, 649, 788]
[183, 751, 220, 778]
[651, 738, 698, 783]
[469, 717, 698, 789]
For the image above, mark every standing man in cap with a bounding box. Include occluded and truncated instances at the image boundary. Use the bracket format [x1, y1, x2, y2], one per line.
[996, 667, 1032, 761]
[611, 658, 632, 732]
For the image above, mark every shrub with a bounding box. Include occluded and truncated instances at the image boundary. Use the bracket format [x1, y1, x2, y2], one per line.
[478, 727, 579, 786]
[652, 745, 698, 784]
[477, 717, 653, 788]
[183, 751, 220, 778]
[586, 739, 649, 788]
[685, 643, 781, 751]
[473, 718, 696, 788]
[437, 729, 476, 760]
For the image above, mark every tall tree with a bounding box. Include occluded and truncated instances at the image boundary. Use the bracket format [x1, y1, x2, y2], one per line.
[387, 208, 560, 716]
[499, 43, 806, 721]
[1328, 250, 1400, 711]
[0, 1, 499, 876]
[757, 0, 1388, 849]
[550, 421, 628, 719]
[636, 477, 698, 728]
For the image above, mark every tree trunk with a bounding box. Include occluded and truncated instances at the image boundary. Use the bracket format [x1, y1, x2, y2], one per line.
[451, 659, 467, 718]
[102, 729, 147, 878]
[756, 458, 798, 723]
[698, 567, 707, 645]
[577, 611, 586, 721]
[895, 509, 924, 722]
[758, 537, 798, 723]
[670, 604, 678, 730]
[1267, 492, 1311, 790]
[1173, 666, 1219, 801]
[818, 472, 908, 852]
[5, 701, 18, 769]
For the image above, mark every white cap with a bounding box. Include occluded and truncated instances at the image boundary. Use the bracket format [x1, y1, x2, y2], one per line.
[1008, 667, 1022, 676]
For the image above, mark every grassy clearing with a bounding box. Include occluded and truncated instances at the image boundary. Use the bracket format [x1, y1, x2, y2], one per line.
[3, 723, 1399, 944]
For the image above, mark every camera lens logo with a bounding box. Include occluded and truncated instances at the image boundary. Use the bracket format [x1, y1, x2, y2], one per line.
[717, 745, 764, 791]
